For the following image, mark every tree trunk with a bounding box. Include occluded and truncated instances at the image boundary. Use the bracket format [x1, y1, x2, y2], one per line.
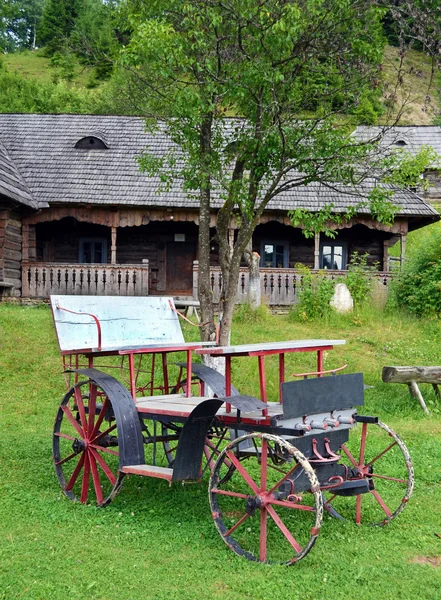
[197, 116, 216, 343]
[218, 253, 242, 346]
[244, 240, 261, 309]
[382, 366, 441, 384]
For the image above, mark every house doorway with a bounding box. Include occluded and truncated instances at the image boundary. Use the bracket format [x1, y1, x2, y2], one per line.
[166, 242, 196, 294]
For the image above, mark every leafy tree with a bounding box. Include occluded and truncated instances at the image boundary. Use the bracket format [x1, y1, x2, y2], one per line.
[39, 0, 84, 54]
[392, 224, 441, 317]
[70, 0, 121, 81]
[118, 0, 429, 345]
[0, 0, 44, 51]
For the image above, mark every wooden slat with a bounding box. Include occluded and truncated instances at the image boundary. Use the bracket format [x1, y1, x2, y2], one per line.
[121, 465, 173, 480]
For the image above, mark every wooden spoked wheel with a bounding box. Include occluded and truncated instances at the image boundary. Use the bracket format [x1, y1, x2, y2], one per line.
[322, 420, 414, 526]
[53, 380, 124, 506]
[209, 433, 323, 565]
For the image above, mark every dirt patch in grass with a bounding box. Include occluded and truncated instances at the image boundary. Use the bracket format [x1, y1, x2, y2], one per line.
[410, 556, 441, 567]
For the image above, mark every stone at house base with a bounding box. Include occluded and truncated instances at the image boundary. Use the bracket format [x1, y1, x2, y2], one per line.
[330, 283, 354, 313]
[371, 279, 388, 309]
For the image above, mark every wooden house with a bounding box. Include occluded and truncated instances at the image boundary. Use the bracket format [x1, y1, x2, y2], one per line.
[0, 114, 438, 304]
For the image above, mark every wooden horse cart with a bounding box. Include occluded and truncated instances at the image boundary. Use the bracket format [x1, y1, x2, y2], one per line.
[50, 295, 414, 565]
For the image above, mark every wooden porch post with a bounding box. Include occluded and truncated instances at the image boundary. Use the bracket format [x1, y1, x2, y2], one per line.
[400, 233, 407, 269]
[22, 223, 29, 261]
[111, 226, 117, 264]
[314, 232, 320, 269]
[383, 240, 389, 272]
[193, 260, 199, 300]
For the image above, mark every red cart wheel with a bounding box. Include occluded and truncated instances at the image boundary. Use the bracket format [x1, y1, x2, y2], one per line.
[53, 380, 124, 506]
[322, 420, 414, 526]
[209, 433, 323, 565]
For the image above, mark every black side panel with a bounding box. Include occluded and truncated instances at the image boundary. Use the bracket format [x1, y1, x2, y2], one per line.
[172, 399, 223, 481]
[281, 373, 364, 419]
[70, 368, 145, 468]
[175, 362, 240, 396]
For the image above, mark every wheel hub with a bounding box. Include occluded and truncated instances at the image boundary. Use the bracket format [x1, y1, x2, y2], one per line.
[72, 438, 87, 453]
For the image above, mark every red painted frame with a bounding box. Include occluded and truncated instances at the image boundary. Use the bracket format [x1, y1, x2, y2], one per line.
[197, 343, 337, 416]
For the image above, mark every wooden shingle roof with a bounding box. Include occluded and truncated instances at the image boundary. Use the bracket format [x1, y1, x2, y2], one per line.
[354, 125, 441, 156]
[0, 114, 437, 221]
[0, 140, 40, 209]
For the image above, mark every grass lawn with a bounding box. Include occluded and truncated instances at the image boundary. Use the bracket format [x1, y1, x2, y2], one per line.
[2, 49, 95, 88]
[0, 303, 440, 600]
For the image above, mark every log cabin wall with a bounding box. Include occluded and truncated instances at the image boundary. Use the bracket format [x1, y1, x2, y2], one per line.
[252, 221, 388, 269]
[253, 222, 315, 267]
[116, 222, 198, 293]
[0, 205, 22, 296]
[36, 219, 110, 263]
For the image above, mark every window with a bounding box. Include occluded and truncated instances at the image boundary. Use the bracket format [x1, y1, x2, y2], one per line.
[260, 241, 288, 268]
[79, 238, 107, 264]
[320, 243, 346, 270]
[75, 136, 108, 149]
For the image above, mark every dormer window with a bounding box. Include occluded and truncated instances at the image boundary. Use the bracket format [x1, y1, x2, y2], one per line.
[393, 139, 408, 147]
[75, 135, 108, 149]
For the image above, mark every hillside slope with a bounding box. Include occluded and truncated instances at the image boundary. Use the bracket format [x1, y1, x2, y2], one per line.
[1, 45, 440, 123]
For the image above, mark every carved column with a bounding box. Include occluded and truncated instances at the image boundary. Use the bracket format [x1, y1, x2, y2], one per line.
[111, 226, 117, 264]
[383, 240, 389, 272]
[400, 233, 407, 269]
[22, 223, 29, 261]
[314, 233, 320, 269]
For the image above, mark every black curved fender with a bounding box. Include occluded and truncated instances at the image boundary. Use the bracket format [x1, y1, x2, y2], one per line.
[175, 362, 240, 396]
[172, 398, 224, 481]
[69, 368, 145, 468]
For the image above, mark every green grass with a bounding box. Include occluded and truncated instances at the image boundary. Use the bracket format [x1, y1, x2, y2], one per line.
[0, 303, 440, 599]
[2, 49, 96, 89]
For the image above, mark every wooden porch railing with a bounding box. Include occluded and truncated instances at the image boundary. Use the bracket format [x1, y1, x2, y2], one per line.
[22, 262, 149, 298]
[193, 263, 394, 306]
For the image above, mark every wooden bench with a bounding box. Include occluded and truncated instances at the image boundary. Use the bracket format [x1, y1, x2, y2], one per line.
[382, 366, 441, 415]
[50, 295, 214, 397]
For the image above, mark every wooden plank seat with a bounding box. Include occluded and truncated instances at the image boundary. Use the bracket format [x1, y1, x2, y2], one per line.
[135, 393, 272, 420]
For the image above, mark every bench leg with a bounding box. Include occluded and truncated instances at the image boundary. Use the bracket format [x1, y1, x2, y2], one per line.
[408, 381, 430, 415]
[432, 383, 441, 400]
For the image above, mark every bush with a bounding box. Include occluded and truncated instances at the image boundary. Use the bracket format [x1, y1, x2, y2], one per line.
[290, 264, 335, 321]
[344, 252, 377, 306]
[233, 303, 270, 324]
[392, 225, 441, 317]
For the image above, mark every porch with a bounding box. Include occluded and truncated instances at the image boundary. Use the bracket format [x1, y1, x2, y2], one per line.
[19, 207, 402, 304]
[22, 261, 394, 305]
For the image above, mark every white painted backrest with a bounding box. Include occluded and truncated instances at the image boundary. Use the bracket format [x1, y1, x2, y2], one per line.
[50, 295, 185, 352]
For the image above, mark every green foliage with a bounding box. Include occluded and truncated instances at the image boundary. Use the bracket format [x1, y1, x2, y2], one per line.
[290, 264, 335, 322]
[233, 303, 270, 324]
[50, 50, 76, 82]
[352, 92, 383, 126]
[0, 60, 106, 113]
[70, 0, 120, 81]
[345, 252, 377, 306]
[382, 145, 440, 191]
[0, 0, 44, 51]
[39, 0, 84, 54]
[392, 224, 441, 317]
